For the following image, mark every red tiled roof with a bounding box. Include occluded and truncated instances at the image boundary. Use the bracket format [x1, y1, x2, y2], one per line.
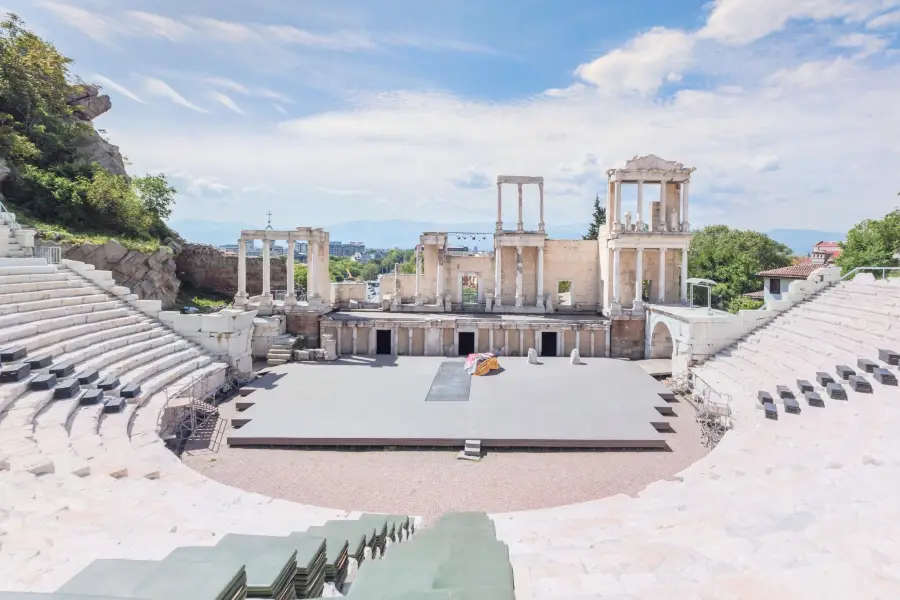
[815, 241, 841, 248]
[757, 263, 824, 279]
[744, 290, 766, 299]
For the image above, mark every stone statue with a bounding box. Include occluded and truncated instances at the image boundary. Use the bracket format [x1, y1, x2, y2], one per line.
[527, 348, 539, 364]
[570, 349, 582, 365]
[624, 211, 632, 231]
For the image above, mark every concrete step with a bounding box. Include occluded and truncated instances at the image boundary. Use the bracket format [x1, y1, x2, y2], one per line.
[0, 307, 131, 344]
[0, 299, 121, 329]
[116, 348, 205, 400]
[0, 286, 99, 306]
[2, 314, 147, 356]
[67, 330, 174, 376]
[0, 278, 86, 295]
[0, 293, 111, 317]
[0, 265, 56, 276]
[99, 338, 190, 383]
[0, 272, 69, 286]
[0, 258, 47, 268]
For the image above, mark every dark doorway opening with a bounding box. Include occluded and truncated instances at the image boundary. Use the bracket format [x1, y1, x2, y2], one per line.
[541, 331, 558, 357]
[376, 329, 392, 355]
[458, 331, 475, 356]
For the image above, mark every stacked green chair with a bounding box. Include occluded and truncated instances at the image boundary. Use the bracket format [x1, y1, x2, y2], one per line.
[289, 530, 349, 589]
[53, 558, 247, 600]
[163, 545, 297, 600]
[215, 533, 326, 599]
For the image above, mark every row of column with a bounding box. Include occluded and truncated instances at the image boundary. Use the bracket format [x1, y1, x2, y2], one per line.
[609, 179, 689, 230]
[611, 247, 689, 306]
[235, 238, 320, 305]
[496, 182, 545, 232]
[493, 244, 544, 308]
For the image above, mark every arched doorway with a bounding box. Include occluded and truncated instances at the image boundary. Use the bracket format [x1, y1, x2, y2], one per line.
[649, 321, 674, 360]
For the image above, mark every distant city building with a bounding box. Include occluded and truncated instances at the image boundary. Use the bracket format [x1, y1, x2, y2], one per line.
[330, 241, 366, 257]
[446, 245, 471, 257]
[811, 241, 841, 264]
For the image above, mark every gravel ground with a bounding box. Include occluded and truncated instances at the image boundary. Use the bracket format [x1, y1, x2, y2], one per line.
[183, 394, 709, 521]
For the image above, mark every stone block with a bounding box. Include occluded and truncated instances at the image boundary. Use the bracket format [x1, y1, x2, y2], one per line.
[53, 378, 81, 399]
[848, 375, 872, 393]
[0, 363, 30, 383]
[97, 376, 120, 391]
[763, 402, 777, 419]
[25, 355, 52, 370]
[527, 348, 538, 364]
[570, 349, 582, 365]
[874, 368, 898, 386]
[816, 372, 835, 387]
[0, 346, 26, 362]
[29, 373, 57, 390]
[783, 396, 801, 414]
[775, 385, 794, 400]
[757, 390, 774, 405]
[796, 379, 814, 394]
[878, 348, 899, 365]
[295, 350, 310, 361]
[103, 396, 126, 413]
[804, 391, 824, 407]
[50, 362, 74, 378]
[76, 369, 99, 385]
[835, 364, 855, 381]
[826, 382, 847, 400]
[120, 383, 141, 399]
[857, 358, 878, 373]
[80, 389, 104, 405]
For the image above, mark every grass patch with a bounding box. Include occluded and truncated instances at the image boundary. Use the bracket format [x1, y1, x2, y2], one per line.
[175, 285, 231, 312]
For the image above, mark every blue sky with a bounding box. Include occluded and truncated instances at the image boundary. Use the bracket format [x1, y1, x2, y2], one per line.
[5, 0, 900, 240]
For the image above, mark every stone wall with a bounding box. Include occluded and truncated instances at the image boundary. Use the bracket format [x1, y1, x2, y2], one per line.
[287, 311, 322, 348]
[60, 240, 180, 308]
[610, 317, 645, 360]
[176, 243, 288, 297]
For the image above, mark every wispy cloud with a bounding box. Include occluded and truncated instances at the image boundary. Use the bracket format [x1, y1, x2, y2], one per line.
[126, 10, 193, 41]
[867, 10, 900, 29]
[141, 77, 207, 113]
[205, 77, 249, 95]
[91, 74, 146, 104]
[187, 17, 261, 43]
[39, 1, 122, 43]
[209, 91, 245, 115]
[264, 25, 376, 50]
[259, 89, 292, 104]
[272, 103, 289, 116]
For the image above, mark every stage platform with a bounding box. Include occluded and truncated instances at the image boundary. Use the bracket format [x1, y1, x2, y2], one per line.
[227, 356, 677, 450]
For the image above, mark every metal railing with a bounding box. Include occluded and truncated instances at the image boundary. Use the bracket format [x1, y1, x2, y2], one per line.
[0, 199, 20, 230]
[273, 289, 308, 302]
[840, 266, 900, 281]
[36, 246, 61, 264]
[685, 371, 732, 449]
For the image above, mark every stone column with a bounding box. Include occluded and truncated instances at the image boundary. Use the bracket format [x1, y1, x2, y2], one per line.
[659, 180, 667, 231]
[488, 328, 494, 352]
[557, 330, 563, 357]
[496, 182, 503, 231]
[436, 248, 444, 303]
[352, 327, 358, 355]
[615, 182, 622, 226]
[634, 247, 644, 308]
[590, 330, 595, 357]
[519, 330, 524, 356]
[681, 248, 689, 302]
[516, 184, 524, 232]
[605, 326, 611, 358]
[612, 248, 621, 302]
[536, 246, 545, 308]
[408, 328, 413, 356]
[494, 244, 502, 307]
[515, 245, 524, 307]
[575, 329, 581, 355]
[369, 328, 376, 356]
[335, 324, 342, 355]
[261, 239, 272, 302]
[535, 329, 542, 355]
[607, 179, 616, 225]
[682, 180, 690, 231]
[235, 238, 248, 306]
[538, 182, 545, 232]
[658, 248, 666, 302]
[308, 239, 317, 300]
[636, 180, 644, 230]
[392, 327, 398, 355]
[414, 245, 421, 303]
[285, 239, 296, 305]
[504, 329, 509, 356]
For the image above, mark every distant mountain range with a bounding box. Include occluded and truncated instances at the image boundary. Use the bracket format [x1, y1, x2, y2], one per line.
[170, 219, 844, 255]
[766, 229, 845, 255]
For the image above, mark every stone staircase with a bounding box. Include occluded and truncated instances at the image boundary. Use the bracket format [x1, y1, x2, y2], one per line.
[267, 335, 295, 366]
[0, 212, 30, 258]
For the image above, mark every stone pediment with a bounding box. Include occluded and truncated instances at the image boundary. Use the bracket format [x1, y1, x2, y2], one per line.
[623, 154, 686, 172]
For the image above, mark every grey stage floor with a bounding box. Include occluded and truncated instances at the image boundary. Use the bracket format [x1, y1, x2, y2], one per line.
[227, 356, 675, 449]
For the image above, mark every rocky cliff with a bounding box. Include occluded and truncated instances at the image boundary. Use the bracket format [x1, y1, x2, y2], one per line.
[61, 239, 181, 308]
[176, 243, 288, 297]
[66, 84, 127, 177]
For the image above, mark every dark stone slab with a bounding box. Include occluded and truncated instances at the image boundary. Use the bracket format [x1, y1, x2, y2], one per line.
[757, 390, 774, 405]
[836, 365, 855, 381]
[103, 396, 126, 413]
[29, 373, 58, 390]
[878, 349, 900, 366]
[424, 361, 471, 402]
[874, 368, 898, 386]
[857, 358, 879, 373]
[783, 397, 801, 414]
[80, 388, 105, 405]
[797, 379, 814, 394]
[26, 355, 53, 370]
[826, 382, 847, 400]
[0, 363, 30, 383]
[776, 385, 795, 400]
[0, 346, 27, 362]
[816, 372, 835, 386]
[53, 378, 81, 399]
[805, 391, 824, 407]
[848, 375, 873, 393]
[97, 376, 120, 391]
[763, 402, 778, 419]
[120, 383, 142, 399]
[50, 362, 74, 378]
[76, 369, 99, 385]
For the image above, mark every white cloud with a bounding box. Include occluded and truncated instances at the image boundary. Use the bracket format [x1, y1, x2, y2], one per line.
[272, 104, 289, 116]
[39, 1, 122, 43]
[126, 11, 193, 41]
[141, 77, 207, 113]
[449, 168, 492, 190]
[91, 74, 146, 104]
[264, 25, 375, 50]
[187, 17, 260, 42]
[834, 33, 888, 57]
[206, 77, 249, 95]
[867, 9, 900, 28]
[209, 91, 245, 115]
[259, 89, 292, 104]
[699, 0, 898, 45]
[575, 28, 695, 94]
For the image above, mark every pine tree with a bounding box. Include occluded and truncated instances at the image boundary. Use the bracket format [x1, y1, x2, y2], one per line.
[582, 194, 607, 240]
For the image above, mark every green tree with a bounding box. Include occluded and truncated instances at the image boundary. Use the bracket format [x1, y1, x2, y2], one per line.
[358, 262, 381, 281]
[689, 225, 793, 312]
[583, 194, 607, 240]
[133, 173, 176, 221]
[835, 209, 900, 274]
[293, 263, 307, 293]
